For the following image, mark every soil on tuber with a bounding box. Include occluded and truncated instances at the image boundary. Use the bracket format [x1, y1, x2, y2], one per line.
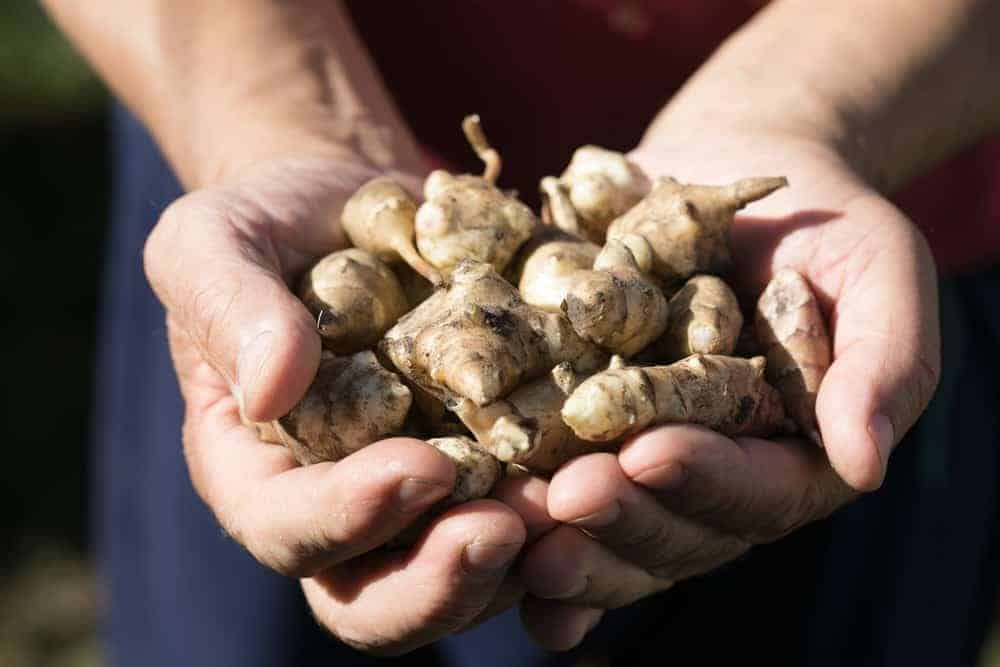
[340, 177, 443, 285]
[298, 249, 410, 354]
[606, 176, 787, 282]
[540, 146, 651, 243]
[414, 116, 536, 277]
[755, 268, 831, 446]
[380, 260, 607, 407]
[562, 354, 787, 442]
[658, 274, 743, 361]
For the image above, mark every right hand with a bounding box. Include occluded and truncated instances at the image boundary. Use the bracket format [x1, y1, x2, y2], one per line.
[144, 151, 527, 655]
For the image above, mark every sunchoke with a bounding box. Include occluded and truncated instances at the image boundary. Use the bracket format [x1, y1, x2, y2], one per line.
[755, 268, 831, 445]
[414, 116, 536, 276]
[513, 231, 600, 312]
[540, 146, 650, 243]
[562, 354, 787, 442]
[273, 351, 413, 465]
[450, 362, 599, 473]
[298, 249, 410, 354]
[606, 176, 787, 282]
[561, 237, 669, 358]
[341, 177, 442, 285]
[381, 260, 607, 406]
[658, 274, 743, 361]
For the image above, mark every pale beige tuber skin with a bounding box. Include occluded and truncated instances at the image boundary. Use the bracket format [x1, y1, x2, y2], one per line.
[381, 260, 607, 407]
[658, 274, 743, 361]
[562, 354, 787, 442]
[271, 351, 413, 465]
[414, 116, 537, 277]
[540, 145, 651, 243]
[606, 176, 787, 282]
[561, 238, 669, 358]
[297, 249, 410, 354]
[450, 362, 600, 473]
[514, 231, 600, 313]
[340, 177, 443, 285]
[755, 268, 832, 446]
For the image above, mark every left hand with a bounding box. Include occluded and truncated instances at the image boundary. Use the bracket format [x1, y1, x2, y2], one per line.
[503, 130, 941, 650]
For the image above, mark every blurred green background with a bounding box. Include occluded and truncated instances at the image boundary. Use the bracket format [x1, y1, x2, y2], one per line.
[0, 2, 998, 666]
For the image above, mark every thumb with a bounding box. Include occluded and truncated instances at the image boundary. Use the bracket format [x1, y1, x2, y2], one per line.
[815, 218, 940, 492]
[145, 193, 321, 421]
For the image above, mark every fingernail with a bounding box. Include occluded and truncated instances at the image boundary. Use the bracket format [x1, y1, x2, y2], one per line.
[396, 477, 451, 512]
[571, 502, 621, 529]
[868, 413, 895, 469]
[236, 330, 274, 410]
[462, 541, 521, 575]
[631, 462, 687, 492]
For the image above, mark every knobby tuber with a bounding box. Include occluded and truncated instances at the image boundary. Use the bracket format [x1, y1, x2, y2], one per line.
[755, 268, 831, 445]
[606, 176, 787, 282]
[340, 177, 442, 285]
[415, 116, 536, 276]
[272, 351, 412, 465]
[450, 362, 599, 473]
[540, 146, 651, 243]
[298, 249, 410, 354]
[562, 354, 787, 442]
[658, 274, 743, 361]
[514, 231, 600, 312]
[381, 260, 607, 406]
[561, 237, 669, 358]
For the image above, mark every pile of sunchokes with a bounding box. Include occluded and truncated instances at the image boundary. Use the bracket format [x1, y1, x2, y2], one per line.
[250, 115, 832, 538]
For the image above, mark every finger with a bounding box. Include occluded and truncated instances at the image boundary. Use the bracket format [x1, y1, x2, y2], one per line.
[491, 474, 557, 543]
[145, 193, 322, 421]
[519, 525, 672, 609]
[184, 392, 457, 576]
[303, 500, 526, 656]
[460, 575, 527, 632]
[814, 200, 940, 491]
[547, 454, 748, 578]
[520, 597, 603, 652]
[619, 425, 853, 543]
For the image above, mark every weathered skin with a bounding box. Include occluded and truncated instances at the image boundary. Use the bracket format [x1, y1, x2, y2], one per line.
[562, 354, 787, 442]
[450, 362, 602, 473]
[340, 177, 442, 285]
[381, 260, 607, 406]
[298, 249, 410, 354]
[562, 238, 669, 358]
[513, 231, 600, 312]
[271, 351, 413, 465]
[414, 116, 537, 277]
[658, 274, 743, 361]
[755, 268, 831, 446]
[541, 146, 651, 243]
[606, 176, 787, 282]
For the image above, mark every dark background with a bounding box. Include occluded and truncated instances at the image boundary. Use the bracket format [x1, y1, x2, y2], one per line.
[0, 2, 998, 666]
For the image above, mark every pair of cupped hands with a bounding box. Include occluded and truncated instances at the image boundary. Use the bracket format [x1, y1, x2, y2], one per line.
[145, 128, 939, 655]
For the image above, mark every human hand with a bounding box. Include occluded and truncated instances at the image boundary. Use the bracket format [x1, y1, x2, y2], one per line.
[144, 152, 527, 655]
[509, 132, 941, 650]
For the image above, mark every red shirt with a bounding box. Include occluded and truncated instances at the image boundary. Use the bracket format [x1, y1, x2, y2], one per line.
[347, 1, 999, 274]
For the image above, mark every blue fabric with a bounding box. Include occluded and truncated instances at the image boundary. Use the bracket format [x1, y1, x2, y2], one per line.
[94, 105, 1000, 666]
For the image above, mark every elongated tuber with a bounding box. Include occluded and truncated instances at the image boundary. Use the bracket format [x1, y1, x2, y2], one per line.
[606, 176, 787, 282]
[298, 249, 410, 354]
[561, 237, 669, 358]
[381, 260, 607, 406]
[562, 354, 787, 442]
[755, 268, 831, 445]
[658, 274, 743, 361]
[513, 230, 600, 312]
[341, 177, 442, 285]
[450, 362, 600, 473]
[540, 146, 650, 243]
[415, 116, 536, 276]
[272, 351, 412, 465]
